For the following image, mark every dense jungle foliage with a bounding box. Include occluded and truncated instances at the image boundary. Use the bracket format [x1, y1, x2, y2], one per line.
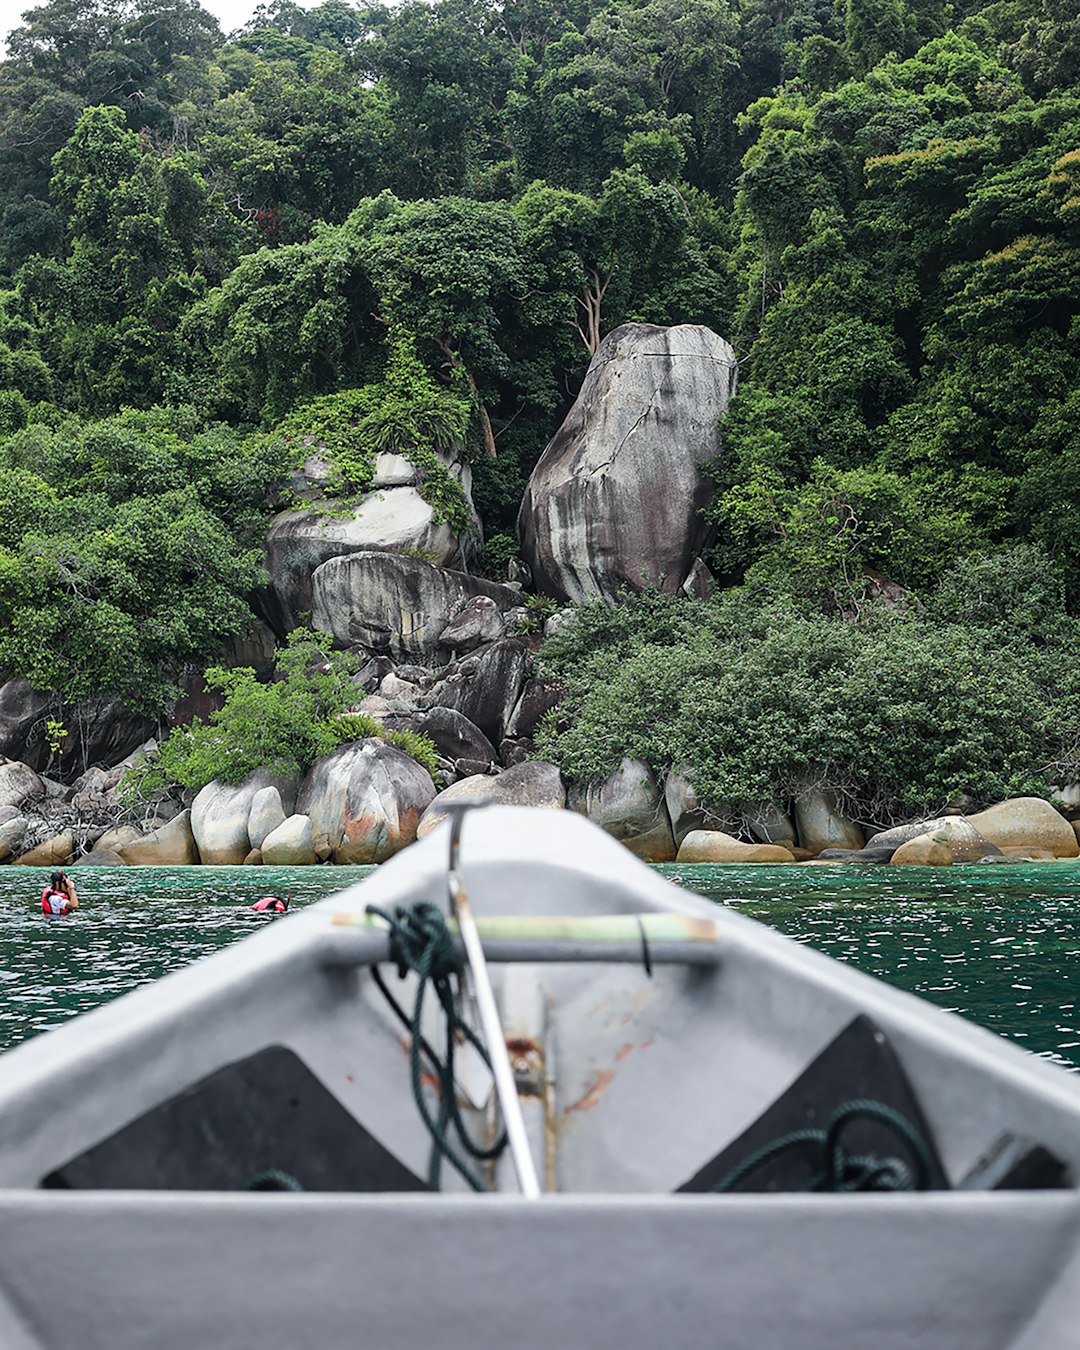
[0, 0, 1076, 817]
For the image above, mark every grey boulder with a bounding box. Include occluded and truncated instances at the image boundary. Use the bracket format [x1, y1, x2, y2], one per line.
[248, 786, 288, 851]
[424, 639, 531, 745]
[794, 790, 864, 855]
[0, 758, 46, 810]
[0, 677, 154, 781]
[298, 740, 435, 864]
[259, 477, 479, 636]
[0, 811, 28, 862]
[311, 551, 524, 664]
[568, 757, 676, 862]
[261, 815, 317, 866]
[518, 322, 738, 603]
[382, 708, 498, 770]
[190, 772, 299, 866]
[118, 811, 200, 866]
[417, 761, 566, 839]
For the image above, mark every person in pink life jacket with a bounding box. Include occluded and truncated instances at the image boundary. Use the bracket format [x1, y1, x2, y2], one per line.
[250, 895, 289, 913]
[41, 870, 78, 916]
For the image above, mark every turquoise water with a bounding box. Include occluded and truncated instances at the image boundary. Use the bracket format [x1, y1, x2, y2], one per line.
[667, 860, 1080, 1073]
[2, 861, 1079, 1070]
[0, 866, 376, 1050]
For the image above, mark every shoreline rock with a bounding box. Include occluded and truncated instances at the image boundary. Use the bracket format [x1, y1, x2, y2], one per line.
[6, 782, 1080, 870]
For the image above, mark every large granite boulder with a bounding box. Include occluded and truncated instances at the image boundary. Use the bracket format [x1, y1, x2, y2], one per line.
[417, 761, 566, 839]
[261, 815, 317, 866]
[870, 799, 1079, 860]
[890, 818, 999, 866]
[423, 639, 531, 746]
[311, 551, 525, 664]
[248, 786, 288, 851]
[0, 757, 46, 810]
[258, 475, 481, 637]
[967, 797, 1079, 858]
[663, 770, 712, 846]
[518, 323, 738, 603]
[568, 757, 676, 862]
[117, 811, 200, 866]
[15, 830, 74, 866]
[865, 816, 958, 853]
[745, 803, 797, 848]
[676, 830, 796, 863]
[94, 825, 145, 854]
[381, 707, 498, 771]
[0, 677, 154, 782]
[190, 771, 299, 865]
[439, 594, 525, 653]
[793, 789, 864, 855]
[0, 808, 28, 862]
[505, 676, 564, 742]
[297, 740, 435, 863]
[75, 848, 127, 866]
[289, 446, 474, 498]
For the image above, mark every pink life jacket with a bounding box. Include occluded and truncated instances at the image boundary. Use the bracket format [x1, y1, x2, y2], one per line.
[251, 896, 287, 913]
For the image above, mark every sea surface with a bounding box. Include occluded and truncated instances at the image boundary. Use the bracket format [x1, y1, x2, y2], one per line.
[1, 861, 1079, 1070]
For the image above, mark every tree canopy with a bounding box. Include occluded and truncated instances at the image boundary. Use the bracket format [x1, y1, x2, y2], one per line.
[0, 0, 1075, 811]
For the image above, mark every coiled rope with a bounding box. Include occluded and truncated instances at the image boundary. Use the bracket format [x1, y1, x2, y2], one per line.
[367, 901, 508, 1191]
[712, 1098, 935, 1193]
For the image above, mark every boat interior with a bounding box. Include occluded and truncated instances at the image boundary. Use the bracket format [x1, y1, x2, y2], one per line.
[1, 806, 1080, 1348]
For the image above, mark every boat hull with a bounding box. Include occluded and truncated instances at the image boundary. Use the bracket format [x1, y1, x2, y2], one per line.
[0, 1190, 1078, 1349]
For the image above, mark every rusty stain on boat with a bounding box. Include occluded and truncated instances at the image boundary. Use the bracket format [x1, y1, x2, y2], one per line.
[564, 1067, 615, 1114]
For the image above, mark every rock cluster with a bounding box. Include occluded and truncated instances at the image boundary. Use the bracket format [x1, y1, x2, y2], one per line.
[677, 794, 1079, 867]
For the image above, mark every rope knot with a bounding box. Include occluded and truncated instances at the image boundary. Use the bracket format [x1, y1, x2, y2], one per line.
[380, 900, 458, 983]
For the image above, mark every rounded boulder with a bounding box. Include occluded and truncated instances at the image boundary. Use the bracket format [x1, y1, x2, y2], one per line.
[417, 761, 566, 840]
[568, 758, 676, 862]
[967, 797, 1079, 859]
[676, 830, 796, 863]
[298, 740, 436, 864]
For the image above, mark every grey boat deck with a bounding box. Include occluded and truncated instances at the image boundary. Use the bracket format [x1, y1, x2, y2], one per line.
[0, 806, 1079, 1348]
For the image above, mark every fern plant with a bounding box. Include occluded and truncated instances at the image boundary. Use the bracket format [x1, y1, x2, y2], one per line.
[326, 712, 440, 776]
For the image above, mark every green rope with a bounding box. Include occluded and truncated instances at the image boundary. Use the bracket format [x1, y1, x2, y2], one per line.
[367, 901, 508, 1191]
[713, 1098, 935, 1194]
[242, 1168, 304, 1191]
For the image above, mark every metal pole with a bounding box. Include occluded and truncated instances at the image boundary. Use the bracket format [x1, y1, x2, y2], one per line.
[445, 803, 542, 1200]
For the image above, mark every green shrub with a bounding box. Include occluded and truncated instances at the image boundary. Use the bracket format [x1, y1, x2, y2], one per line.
[519, 592, 559, 635]
[536, 584, 1080, 826]
[325, 711, 439, 775]
[123, 634, 361, 796]
[326, 712, 383, 744]
[274, 326, 474, 532]
[124, 642, 442, 802]
[478, 532, 519, 580]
